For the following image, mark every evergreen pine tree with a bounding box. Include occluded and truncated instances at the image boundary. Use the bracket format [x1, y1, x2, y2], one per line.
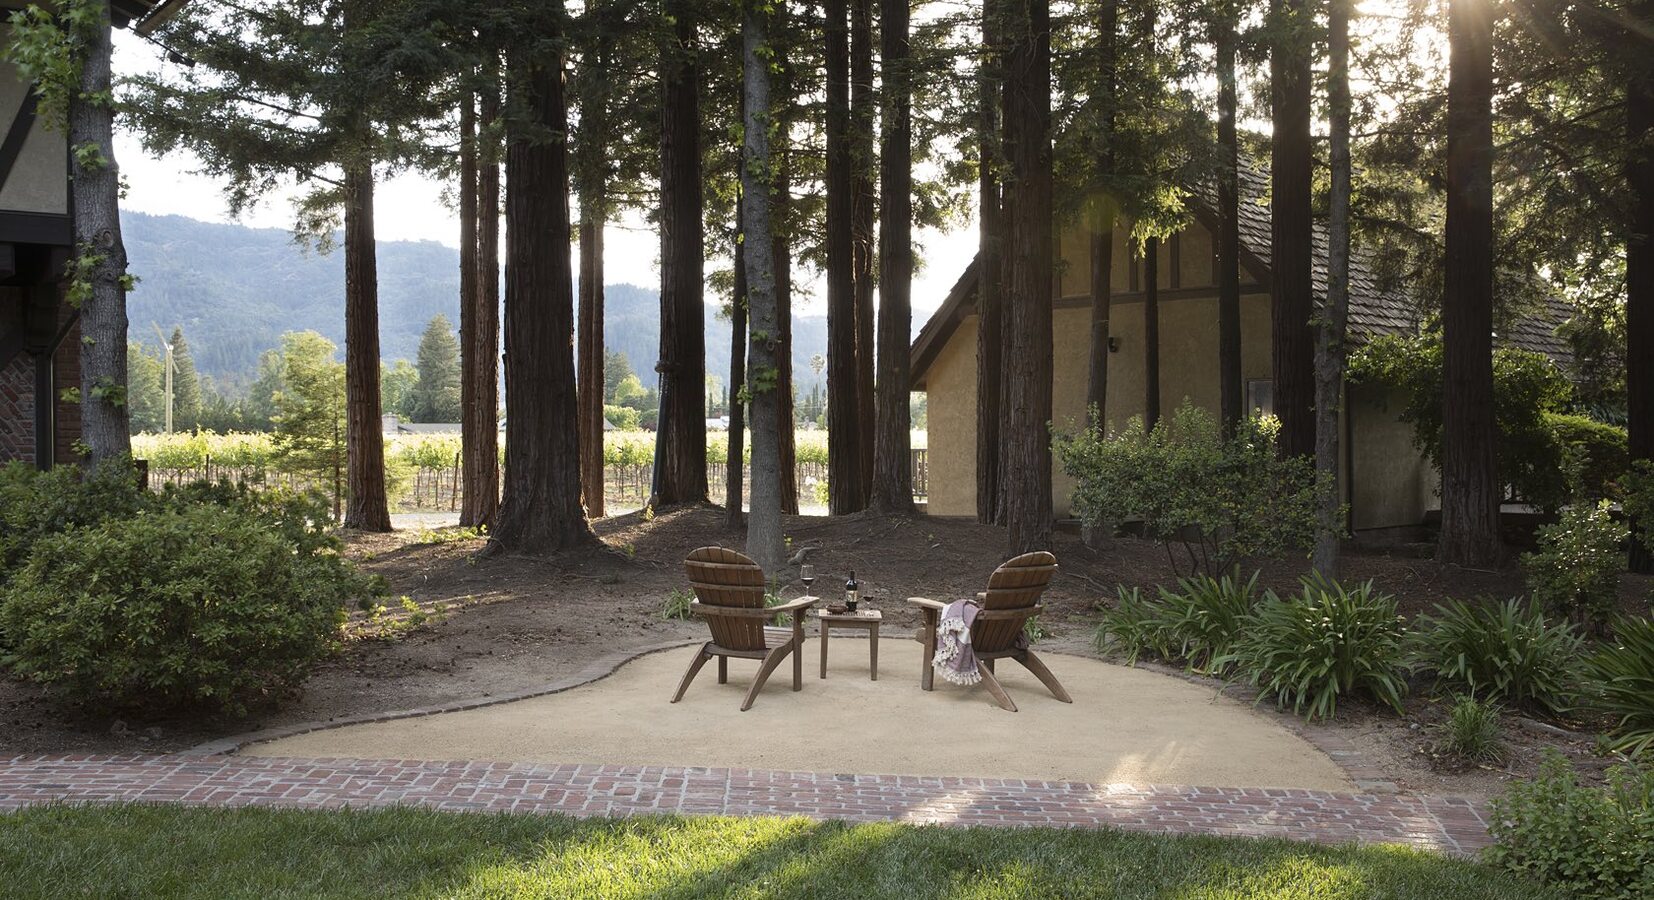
[169, 326, 202, 430]
[411, 315, 462, 422]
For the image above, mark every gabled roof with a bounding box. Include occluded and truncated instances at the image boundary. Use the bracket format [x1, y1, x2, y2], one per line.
[911, 162, 1573, 387]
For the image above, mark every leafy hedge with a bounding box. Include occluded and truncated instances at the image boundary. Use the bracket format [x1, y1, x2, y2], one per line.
[0, 461, 378, 716]
[1486, 752, 1654, 900]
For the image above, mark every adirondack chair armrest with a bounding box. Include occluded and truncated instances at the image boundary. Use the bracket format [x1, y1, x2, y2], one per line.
[768, 595, 819, 615]
[907, 597, 946, 611]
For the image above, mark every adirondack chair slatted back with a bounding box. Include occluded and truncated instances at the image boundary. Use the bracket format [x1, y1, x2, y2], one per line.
[973, 551, 1058, 653]
[685, 546, 769, 652]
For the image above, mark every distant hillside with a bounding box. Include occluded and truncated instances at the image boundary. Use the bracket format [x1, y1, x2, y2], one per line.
[122, 211, 828, 392]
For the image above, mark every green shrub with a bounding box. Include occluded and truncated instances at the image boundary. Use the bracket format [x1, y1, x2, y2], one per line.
[0, 503, 370, 716]
[1588, 617, 1654, 758]
[660, 588, 694, 621]
[1093, 586, 1173, 665]
[1485, 752, 1654, 900]
[1056, 403, 1325, 577]
[1546, 413, 1628, 502]
[1091, 575, 1260, 674]
[1409, 598, 1584, 715]
[1225, 575, 1409, 721]
[1621, 459, 1654, 556]
[1434, 696, 1508, 765]
[0, 459, 149, 577]
[1522, 500, 1626, 632]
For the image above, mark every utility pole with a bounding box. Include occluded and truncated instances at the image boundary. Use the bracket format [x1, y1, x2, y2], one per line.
[152, 324, 175, 433]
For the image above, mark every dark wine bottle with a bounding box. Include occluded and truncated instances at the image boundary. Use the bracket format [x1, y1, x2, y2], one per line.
[844, 570, 860, 611]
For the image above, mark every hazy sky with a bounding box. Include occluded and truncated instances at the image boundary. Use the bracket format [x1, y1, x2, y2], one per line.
[110, 30, 977, 326]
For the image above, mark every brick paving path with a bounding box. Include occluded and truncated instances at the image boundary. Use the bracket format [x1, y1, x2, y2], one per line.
[0, 754, 1493, 857]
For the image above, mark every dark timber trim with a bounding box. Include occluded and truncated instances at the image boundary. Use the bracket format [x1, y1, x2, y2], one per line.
[0, 84, 40, 190]
[0, 212, 73, 246]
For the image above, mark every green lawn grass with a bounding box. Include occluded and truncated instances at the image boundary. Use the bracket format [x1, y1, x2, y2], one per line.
[0, 804, 1554, 899]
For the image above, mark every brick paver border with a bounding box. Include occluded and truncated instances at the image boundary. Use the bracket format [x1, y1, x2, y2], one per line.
[0, 754, 1493, 857]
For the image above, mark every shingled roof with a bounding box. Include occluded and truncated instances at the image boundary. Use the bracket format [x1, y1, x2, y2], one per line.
[910, 161, 1574, 387]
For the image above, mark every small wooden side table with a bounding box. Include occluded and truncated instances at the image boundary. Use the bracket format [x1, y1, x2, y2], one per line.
[812, 608, 882, 681]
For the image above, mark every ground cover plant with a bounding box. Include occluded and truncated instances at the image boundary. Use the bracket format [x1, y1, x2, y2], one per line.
[1522, 501, 1627, 633]
[0, 804, 1564, 900]
[1486, 753, 1654, 900]
[1409, 598, 1584, 715]
[1224, 576, 1410, 721]
[1091, 572, 1261, 674]
[1587, 617, 1654, 757]
[1433, 696, 1508, 766]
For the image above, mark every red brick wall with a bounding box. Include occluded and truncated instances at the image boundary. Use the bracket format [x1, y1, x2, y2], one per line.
[0, 304, 82, 468]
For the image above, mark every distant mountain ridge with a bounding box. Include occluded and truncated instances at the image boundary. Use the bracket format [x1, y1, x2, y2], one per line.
[122, 211, 828, 392]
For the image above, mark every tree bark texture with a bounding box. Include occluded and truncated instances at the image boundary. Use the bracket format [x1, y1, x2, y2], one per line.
[1216, 6, 1243, 436]
[460, 88, 500, 529]
[491, 47, 595, 555]
[1085, 0, 1117, 426]
[1269, 0, 1315, 459]
[872, 0, 914, 513]
[772, 44, 799, 515]
[1003, 0, 1054, 554]
[825, 0, 863, 514]
[578, 202, 605, 518]
[743, 1, 785, 572]
[342, 165, 391, 531]
[1628, 17, 1653, 573]
[1438, 0, 1501, 567]
[71, 8, 130, 463]
[1313, 0, 1351, 576]
[470, 83, 503, 527]
[851, 0, 876, 507]
[729, 193, 748, 527]
[1143, 236, 1160, 429]
[652, 0, 708, 507]
[976, 0, 1004, 524]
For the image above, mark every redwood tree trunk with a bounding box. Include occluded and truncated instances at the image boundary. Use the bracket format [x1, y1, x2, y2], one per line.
[343, 164, 391, 531]
[460, 86, 500, 529]
[652, 0, 708, 507]
[743, 0, 784, 571]
[772, 41, 799, 515]
[1085, 0, 1117, 425]
[70, 7, 130, 463]
[578, 201, 605, 517]
[1143, 235, 1160, 429]
[472, 83, 502, 526]
[872, 0, 913, 513]
[490, 44, 595, 555]
[1314, 0, 1352, 576]
[729, 195, 748, 526]
[1270, 0, 1315, 458]
[1216, 5, 1243, 436]
[1003, 0, 1054, 554]
[1628, 15, 1653, 573]
[851, 0, 876, 506]
[976, 0, 1003, 523]
[825, 0, 863, 514]
[1438, 0, 1501, 567]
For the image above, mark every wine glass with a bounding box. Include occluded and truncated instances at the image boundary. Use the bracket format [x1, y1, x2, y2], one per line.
[799, 564, 815, 597]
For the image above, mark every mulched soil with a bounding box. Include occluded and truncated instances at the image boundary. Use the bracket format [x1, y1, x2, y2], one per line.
[2, 505, 1647, 802]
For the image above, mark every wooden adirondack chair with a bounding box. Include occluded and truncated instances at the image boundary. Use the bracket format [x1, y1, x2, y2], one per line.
[908, 551, 1072, 712]
[671, 546, 818, 711]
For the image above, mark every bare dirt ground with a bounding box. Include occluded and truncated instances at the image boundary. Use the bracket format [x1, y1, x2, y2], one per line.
[3, 505, 1644, 801]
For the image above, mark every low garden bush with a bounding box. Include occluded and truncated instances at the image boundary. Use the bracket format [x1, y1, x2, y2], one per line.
[1091, 573, 1261, 675]
[0, 461, 378, 715]
[1434, 696, 1508, 765]
[1223, 576, 1409, 721]
[1588, 617, 1654, 758]
[1522, 500, 1626, 633]
[1056, 403, 1325, 577]
[1486, 752, 1654, 900]
[1409, 597, 1584, 715]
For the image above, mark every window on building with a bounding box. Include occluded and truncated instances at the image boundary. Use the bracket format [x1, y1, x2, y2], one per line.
[1246, 379, 1274, 416]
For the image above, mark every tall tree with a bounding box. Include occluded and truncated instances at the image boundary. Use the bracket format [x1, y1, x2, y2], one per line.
[463, 79, 502, 529]
[460, 77, 501, 529]
[651, 0, 709, 508]
[742, 0, 784, 571]
[825, 0, 864, 514]
[976, 0, 1004, 525]
[1215, 0, 1243, 435]
[871, 0, 914, 513]
[271, 331, 346, 522]
[1628, 2, 1654, 572]
[1003, 0, 1054, 554]
[1270, 0, 1315, 458]
[168, 326, 201, 430]
[851, 0, 877, 505]
[771, 6, 801, 516]
[1438, 0, 1501, 565]
[489, 17, 596, 555]
[1085, 0, 1118, 423]
[1314, 0, 1352, 575]
[728, 187, 748, 527]
[341, 157, 392, 531]
[412, 314, 462, 422]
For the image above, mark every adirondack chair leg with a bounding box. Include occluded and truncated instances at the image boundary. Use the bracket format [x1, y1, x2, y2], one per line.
[718, 656, 727, 684]
[741, 643, 794, 711]
[672, 644, 716, 703]
[976, 661, 1018, 712]
[919, 609, 938, 691]
[791, 621, 804, 690]
[1016, 649, 1073, 703]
